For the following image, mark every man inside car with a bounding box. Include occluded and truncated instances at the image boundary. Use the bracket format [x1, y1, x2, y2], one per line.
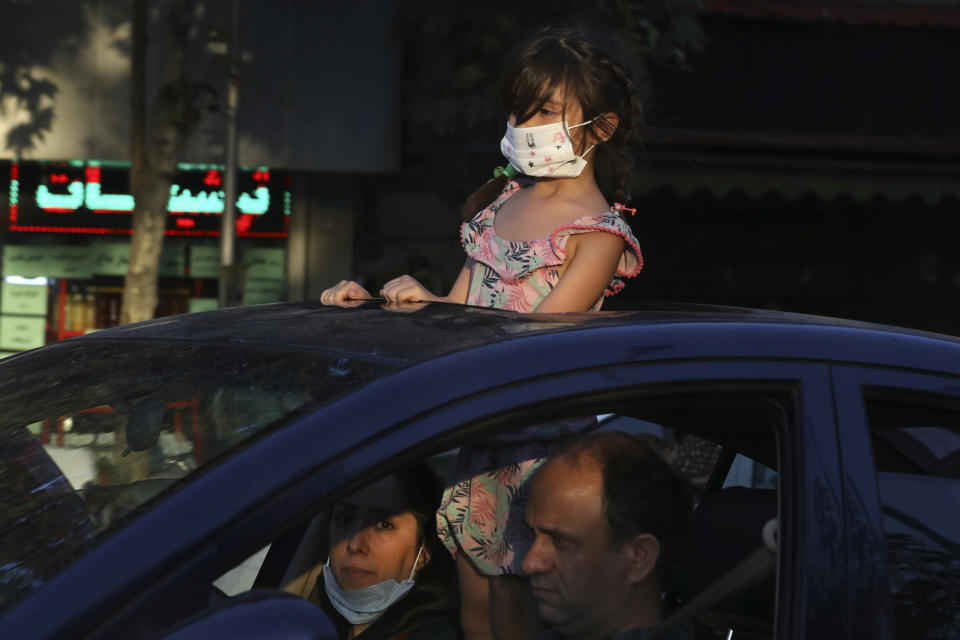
[523, 431, 693, 640]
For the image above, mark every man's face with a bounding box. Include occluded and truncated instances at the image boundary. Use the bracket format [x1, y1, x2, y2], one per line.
[522, 458, 635, 640]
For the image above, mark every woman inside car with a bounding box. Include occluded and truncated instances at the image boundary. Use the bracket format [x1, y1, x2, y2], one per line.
[310, 463, 459, 640]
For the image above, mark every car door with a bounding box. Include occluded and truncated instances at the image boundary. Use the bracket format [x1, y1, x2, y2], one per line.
[832, 366, 960, 640]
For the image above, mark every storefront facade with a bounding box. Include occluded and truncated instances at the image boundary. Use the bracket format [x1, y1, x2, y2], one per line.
[0, 159, 290, 357]
[0, 0, 402, 356]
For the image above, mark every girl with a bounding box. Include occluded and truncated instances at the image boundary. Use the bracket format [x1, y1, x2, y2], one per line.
[322, 24, 646, 640]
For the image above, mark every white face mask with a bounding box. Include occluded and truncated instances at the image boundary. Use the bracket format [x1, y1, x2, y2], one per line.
[323, 545, 424, 625]
[500, 116, 599, 178]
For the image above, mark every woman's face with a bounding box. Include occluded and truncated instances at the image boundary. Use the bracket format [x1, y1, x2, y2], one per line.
[328, 475, 428, 590]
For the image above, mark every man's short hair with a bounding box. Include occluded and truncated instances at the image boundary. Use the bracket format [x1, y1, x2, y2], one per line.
[551, 430, 693, 578]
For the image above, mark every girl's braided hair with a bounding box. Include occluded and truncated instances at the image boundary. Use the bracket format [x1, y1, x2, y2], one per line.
[462, 24, 647, 220]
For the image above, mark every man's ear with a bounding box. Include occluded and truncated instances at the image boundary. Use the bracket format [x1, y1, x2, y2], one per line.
[625, 533, 660, 584]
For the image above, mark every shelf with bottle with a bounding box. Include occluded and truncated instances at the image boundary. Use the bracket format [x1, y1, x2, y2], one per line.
[50, 279, 96, 341]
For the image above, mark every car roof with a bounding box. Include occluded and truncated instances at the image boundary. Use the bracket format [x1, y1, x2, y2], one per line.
[49, 299, 960, 376]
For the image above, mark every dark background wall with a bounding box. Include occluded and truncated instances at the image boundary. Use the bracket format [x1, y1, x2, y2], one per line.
[650, 16, 960, 139]
[607, 14, 960, 334]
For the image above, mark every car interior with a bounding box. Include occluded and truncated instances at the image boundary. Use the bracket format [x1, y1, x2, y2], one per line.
[212, 388, 787, 640]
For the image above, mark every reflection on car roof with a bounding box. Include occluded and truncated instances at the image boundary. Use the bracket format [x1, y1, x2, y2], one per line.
[56, 299, 960, 370]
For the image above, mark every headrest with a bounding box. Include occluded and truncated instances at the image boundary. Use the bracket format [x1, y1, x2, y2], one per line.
[671, 487, 777, 620]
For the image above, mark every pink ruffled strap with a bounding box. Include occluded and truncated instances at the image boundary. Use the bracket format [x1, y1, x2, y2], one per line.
[549, 211, 644, 296]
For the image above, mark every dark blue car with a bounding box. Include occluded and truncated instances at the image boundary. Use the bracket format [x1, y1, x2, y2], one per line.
[0, 301, 957, 639]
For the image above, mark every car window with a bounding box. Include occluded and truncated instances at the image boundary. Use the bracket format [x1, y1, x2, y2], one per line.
[0, 339, 398, 613]
[203, 382, 792, 640]
[597, 409, 777, 491]
[864, 388, 960, 640]
[234, 389, 790, 638]
[722, 453, 778, 490]
[213, 546, 271, 597]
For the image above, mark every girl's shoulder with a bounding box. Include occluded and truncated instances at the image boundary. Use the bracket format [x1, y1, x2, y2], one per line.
[549, 204, 644, 293]
[549, 203, 640, 252]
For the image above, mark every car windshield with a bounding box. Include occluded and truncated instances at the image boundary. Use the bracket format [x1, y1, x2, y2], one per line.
[0, 337, 398, 613]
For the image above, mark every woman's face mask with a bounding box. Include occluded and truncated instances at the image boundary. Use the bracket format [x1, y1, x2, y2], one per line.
[323, 545, 423, 625]
[500, 115, 599, 178]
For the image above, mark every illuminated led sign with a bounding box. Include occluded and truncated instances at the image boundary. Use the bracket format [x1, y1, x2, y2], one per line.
[5, 160, 290, 237]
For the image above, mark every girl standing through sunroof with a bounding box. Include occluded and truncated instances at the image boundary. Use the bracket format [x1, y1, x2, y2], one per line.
[322, 24, 647, 639]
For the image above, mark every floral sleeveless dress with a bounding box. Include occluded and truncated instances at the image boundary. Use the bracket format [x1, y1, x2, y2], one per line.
[435, 180, 644, 575]
[460, 180, 643, 312]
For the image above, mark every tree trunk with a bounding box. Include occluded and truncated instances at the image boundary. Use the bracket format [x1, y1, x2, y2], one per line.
[122, 0, 204, 325]
[123, 178, 170, 324]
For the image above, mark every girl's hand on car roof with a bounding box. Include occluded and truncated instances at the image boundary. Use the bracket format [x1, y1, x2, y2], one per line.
[380, 275, 443, 305]
[320, 280, 373, 305]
